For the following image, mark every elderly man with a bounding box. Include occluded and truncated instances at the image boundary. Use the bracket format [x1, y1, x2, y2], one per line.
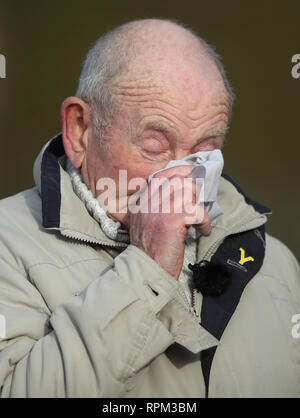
[0, 19, 299, 398]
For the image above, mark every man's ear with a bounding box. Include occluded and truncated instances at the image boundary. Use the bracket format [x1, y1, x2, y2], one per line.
[61, 97, 91, 168]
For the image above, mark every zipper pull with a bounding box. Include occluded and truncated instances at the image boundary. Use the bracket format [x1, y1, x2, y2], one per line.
[192, 288, 200, 318]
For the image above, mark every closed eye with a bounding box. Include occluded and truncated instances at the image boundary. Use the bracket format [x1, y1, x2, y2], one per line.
[192, 136, 224, 152]
[141, 138, 167, 153]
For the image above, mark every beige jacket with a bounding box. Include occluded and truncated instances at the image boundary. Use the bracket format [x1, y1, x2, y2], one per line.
[0, 134, 299, 398]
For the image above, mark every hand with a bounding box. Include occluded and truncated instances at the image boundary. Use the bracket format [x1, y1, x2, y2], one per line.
[128, 165, 211, 280]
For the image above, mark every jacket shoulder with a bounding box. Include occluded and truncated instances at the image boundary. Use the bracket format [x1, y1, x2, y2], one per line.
[264, 233, 299, 271]
[0, 187, 42, 227]
[0, 188, 46, 271]
[261, 233, 300, 306]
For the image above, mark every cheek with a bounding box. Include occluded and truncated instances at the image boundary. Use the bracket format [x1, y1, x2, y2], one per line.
[98, 143, 149, 192]
[95, 139, 168, 194]
[110, 143, 153, 178]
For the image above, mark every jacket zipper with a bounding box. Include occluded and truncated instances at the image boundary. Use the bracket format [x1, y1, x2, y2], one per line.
[60, 229, 128, 248]
[192, 288, 200, 319]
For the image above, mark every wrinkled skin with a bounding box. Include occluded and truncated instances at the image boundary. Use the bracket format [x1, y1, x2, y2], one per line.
[61, 26, 230, 279]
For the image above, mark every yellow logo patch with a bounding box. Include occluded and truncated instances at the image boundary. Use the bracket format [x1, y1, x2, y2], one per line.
[239, 248, 255, 265]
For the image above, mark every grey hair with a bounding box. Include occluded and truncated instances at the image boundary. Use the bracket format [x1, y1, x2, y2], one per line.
[75, 19, 235, 139]
[75, 24, 133, 137]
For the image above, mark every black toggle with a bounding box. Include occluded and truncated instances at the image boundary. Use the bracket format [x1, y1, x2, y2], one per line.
[188, 260, 231, 296]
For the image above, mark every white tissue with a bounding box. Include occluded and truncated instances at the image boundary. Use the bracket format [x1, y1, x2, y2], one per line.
[148, 149, 224, 236]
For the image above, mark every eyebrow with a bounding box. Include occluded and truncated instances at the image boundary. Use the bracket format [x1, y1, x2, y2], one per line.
[143, 121, 229, 146]
[144, 121, 175, 137]
[187, 126, 228, 149]
[202, 126, 229, 138]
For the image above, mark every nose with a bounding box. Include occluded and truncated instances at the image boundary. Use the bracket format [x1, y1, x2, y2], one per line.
[172, 149, 191, 160]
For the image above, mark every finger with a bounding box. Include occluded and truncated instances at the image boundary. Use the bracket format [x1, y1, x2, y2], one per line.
[151, 164, 194, 181]
[151, 175, 187, 213]
[196, 210, 211, 236]
[184, 202, 205, 225]
[161, 178, 197, 214]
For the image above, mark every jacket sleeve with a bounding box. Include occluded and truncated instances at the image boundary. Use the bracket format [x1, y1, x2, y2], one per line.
[0, 244, 214, 397]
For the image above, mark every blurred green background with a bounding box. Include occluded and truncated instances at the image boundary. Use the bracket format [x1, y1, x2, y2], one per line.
[0, 0, 299, 259]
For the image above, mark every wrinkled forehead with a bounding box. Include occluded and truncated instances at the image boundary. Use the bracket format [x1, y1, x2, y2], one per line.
[111, 55, 229, 113]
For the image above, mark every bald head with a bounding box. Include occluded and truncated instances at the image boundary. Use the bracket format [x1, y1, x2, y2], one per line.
[104, 19, 211, 59]
[76, 19, 234, 137]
